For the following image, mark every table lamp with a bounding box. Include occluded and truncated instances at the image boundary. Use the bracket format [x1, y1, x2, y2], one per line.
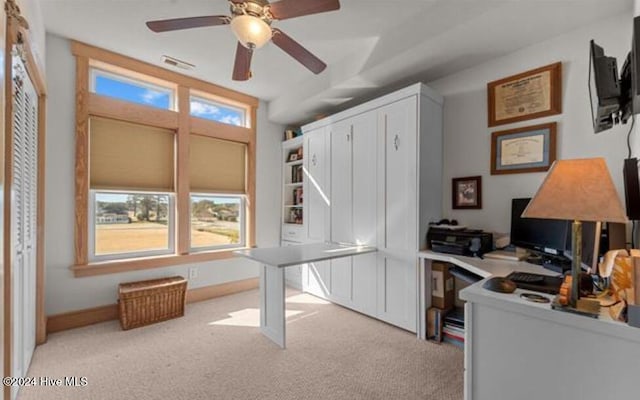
[522, 158, 628, 308]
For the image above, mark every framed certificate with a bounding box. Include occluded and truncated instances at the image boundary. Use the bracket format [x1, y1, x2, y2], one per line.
[487, 62, 562, 127]
[491, 122, 557, 175]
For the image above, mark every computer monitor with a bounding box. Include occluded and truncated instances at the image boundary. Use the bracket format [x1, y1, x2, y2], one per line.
[511, 198, 569, 258]
[510, 198, 601, 272]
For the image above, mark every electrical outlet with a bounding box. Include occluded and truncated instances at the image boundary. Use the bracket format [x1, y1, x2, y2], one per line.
[189, 267, 198, 280]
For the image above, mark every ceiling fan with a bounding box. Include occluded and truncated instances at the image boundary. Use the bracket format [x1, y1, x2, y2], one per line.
[146, 0, 340, 81]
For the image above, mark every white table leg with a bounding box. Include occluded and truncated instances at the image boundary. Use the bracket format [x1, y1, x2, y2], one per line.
[260, 263, 286, 348]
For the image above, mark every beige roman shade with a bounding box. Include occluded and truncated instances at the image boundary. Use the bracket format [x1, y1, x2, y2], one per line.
[189, 134, 246, 193]
[89, 117, 175, 191]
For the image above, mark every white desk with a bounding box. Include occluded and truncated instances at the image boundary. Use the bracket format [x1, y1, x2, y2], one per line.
[416, 250, 559, 340]
[417, 251, 640, 400]
[235, 243, 376, 348]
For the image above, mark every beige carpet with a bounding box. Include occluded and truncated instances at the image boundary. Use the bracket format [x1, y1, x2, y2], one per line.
[19, 289, 463, 400]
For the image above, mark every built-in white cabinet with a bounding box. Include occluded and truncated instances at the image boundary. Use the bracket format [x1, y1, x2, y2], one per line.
[284, 83, 442, 333]
[304, 127, 329, 243]
[281, 136, 305, 243]
[375, 97, 419, 331]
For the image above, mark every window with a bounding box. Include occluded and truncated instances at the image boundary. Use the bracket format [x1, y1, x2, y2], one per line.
[90, 68, 175, 110]
[190, 95, 246, 127]
[91, 192, 174, 260]
[190, 195, 244, 251]
[73, 41, 258, 276]
[88, 117, 176, 261]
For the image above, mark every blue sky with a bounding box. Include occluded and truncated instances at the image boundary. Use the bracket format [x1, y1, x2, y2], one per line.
[95, 75, 244, 126]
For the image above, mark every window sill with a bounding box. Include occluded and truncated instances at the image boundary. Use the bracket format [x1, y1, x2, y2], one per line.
[71, 248, 249, 278]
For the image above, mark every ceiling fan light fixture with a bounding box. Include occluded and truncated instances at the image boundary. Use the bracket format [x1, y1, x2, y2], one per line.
[230, 15, 272, 49]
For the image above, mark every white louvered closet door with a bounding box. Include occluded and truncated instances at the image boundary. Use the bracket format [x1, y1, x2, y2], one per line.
[11, 53, 38, 395]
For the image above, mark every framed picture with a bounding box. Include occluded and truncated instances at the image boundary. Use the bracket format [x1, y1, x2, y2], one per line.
[452, 176, 482, 209]
[487, 62, 562, 127]
[288, 152, 299, 162]
[491, 122, 557, 175]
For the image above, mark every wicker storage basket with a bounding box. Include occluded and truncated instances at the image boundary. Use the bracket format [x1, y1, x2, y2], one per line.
[118, 276, 187, 330]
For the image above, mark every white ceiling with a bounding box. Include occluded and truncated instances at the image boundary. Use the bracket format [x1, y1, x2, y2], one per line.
[39, 0, 632, 125]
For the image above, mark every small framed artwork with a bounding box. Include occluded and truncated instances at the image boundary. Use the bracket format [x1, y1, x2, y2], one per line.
[288, 152, 299, 162]
[487, 62, 562, 127]
[491, 122, 557, 175]
[452, 176, 482, 209]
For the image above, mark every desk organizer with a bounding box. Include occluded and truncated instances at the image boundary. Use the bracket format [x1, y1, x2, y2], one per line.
[118, 276, 187, 330]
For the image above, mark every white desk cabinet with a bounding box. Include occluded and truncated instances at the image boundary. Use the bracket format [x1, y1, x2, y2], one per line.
[296, 83, 443, 332]
[417, 252, 640, 400]
[462, 284, 640, 400]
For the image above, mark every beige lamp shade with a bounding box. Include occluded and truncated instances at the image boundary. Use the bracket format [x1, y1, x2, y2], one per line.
[522, 158, 628, 223]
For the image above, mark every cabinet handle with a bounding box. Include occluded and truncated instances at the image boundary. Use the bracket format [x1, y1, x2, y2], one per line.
[312, 154, 317, 166]
[346, 133, 350, 142]
[393, 134, 400, 151]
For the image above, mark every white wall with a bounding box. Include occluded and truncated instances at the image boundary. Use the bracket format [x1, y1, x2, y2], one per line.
[17, 0, 45, 73]
[44, 34, 283, 316]
[428, 12, 633, 235]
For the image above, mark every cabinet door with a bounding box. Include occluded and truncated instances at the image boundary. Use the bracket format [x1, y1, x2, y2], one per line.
[328, 120, 354, 303]
[377, 97, 418, 332]
[330, 120, 353, 243]
[305, 128, 328, 243]
[351, 112, 378, 315]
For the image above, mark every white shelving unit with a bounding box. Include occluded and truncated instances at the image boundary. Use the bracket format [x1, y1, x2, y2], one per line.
[281, 135, 305, 243]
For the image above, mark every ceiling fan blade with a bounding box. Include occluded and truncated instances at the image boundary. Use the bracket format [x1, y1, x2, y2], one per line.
[272, 29, 326, 74]
[232, 43, 253, 81]
[269, 0, 340, 20]
[146, 15, 229, 33]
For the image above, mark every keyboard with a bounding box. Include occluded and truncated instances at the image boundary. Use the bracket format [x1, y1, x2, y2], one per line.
[509, 272, 545, 284]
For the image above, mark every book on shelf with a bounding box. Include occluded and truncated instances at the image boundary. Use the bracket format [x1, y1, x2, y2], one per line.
[444, 307, 465, 327]
[442, 325, 464, 339]
[427, 307, 451, 343]
[442, 334, 464, 349]
[292, 187, 303, 205]
[284, 128, 303, 141]
[291, 165, 303, 183]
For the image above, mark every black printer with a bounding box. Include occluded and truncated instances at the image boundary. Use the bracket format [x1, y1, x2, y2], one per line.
[427, 227, 493, 257]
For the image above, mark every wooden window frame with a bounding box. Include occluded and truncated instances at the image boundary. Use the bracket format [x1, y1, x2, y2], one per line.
[70, 41, 258, 278]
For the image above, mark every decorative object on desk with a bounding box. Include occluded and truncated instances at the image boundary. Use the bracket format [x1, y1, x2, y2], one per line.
[523, 158, 628, 311]
[598, 249, 639, 321]
[482, 277, 517, 294]
[490, 122, 557, 175]
[452, 176, 482, 209]
[487, 62, 562, 127]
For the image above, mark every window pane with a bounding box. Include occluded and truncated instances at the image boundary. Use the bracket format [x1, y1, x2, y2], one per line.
[93, 71, 172, 110]
[190, 96, 245, 127]
[191, 195, 242, 249]
[95, 192, 171, 256]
